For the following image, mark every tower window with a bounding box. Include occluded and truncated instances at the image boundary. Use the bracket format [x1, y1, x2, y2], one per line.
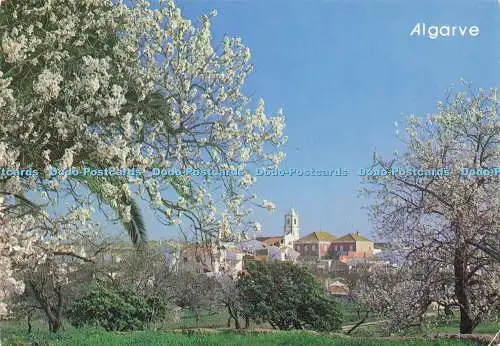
[294, 219, 296, 225]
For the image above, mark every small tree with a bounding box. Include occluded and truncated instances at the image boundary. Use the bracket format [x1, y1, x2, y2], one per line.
[67, 282, 155, 331]
[10, 218, 109, 333]
[172, 270, 219, 325]
[238, 261, 342, 331]
[352, 262, 435, 334]
[102, 244, 176, 324]
[215, 271, 244, 329]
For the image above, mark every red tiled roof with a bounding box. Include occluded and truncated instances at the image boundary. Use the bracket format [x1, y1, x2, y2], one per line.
[256, 236, 282, 246]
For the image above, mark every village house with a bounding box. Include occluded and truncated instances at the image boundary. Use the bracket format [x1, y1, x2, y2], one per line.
[294, 231, 337, 260]
[293, 230, 374, 261]
[331, 232, 374, 259]
[178, 243, 244, 275]
[91, 209, 376, 279]
[327, 280, 349, 296]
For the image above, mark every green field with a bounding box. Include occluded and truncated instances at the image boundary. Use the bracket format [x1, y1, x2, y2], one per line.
[348, 318, 499, 339]
[1, 313, 497, 345]
[428, 320, 499, 335]
[0, 328, 479, 346]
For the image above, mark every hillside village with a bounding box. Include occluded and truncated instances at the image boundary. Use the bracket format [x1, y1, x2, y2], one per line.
[94, 209, 392, 297]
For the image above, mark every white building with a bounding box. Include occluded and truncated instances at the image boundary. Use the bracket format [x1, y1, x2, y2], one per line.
[282, 208, 300, 248]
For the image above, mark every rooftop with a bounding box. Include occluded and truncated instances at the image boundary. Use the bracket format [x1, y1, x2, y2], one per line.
[256, 236, 283, 247]
[297, 231, 337, 242]
[335, 232, 370, 242]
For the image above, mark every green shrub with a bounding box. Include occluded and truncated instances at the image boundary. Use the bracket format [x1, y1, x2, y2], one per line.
[238, 261, 342, 331]
[66, 282, 155, 331]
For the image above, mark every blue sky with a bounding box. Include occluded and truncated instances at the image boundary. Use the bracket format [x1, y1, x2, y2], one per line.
[135, 0, 499, 240]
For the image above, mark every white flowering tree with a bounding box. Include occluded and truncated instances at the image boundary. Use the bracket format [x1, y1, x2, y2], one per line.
[0, 191, 106, 330]
[215, 270, 245, 329]
[1, 0, 285, 234]
[351, 258, 456, 333]
[0, 203, 37, 317]
[361, 87, 499, 334]
[1, 0, 286, 321]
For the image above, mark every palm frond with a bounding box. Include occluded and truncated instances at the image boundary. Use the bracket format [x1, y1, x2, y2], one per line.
[72, 175, 147, 248]
[123, 198, 147, 248]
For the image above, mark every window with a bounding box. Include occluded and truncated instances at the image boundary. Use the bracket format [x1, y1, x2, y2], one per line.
[294, 219, 296, 225]
[287, 218, 290, 224]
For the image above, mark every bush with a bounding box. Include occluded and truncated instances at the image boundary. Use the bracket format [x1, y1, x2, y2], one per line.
[67, 282, 157, 331]
[238, 261, 342, 331]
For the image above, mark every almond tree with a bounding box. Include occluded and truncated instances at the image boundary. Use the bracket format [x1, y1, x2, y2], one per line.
[361, 87, 499, 333]
[1, 0, 286, 315]
[1, 190, 108, 331]
[352, 260, 447, 333]
[215, 269, 246, 329]
[0, 0, 285, 236]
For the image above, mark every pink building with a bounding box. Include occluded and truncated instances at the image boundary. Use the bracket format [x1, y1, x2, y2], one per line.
[294, 231, 337, 259]
[294, 231, 374, 260]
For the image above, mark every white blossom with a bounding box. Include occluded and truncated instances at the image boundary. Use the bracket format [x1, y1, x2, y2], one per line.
[261, 200, 276, 211]
[0, 0, 288, 314]
[33, 69, 63, 101]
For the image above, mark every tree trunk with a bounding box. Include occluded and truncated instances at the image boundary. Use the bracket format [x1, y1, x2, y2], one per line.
[195, 310, 200, 325]
[29, 280, 63, 333]
[245, 316, 250, 329]
[27, 313, 32, 334]
[49, 318, 62, 333]
[227, 304, 240, 329]
[454, 245, 476, 334]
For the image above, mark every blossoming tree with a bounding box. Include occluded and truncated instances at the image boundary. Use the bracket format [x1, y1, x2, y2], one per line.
[361, 87, 499, 333]
[0, 0, 286, 322]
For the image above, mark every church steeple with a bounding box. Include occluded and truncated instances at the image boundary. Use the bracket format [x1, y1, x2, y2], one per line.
[283, 208, 300, 247]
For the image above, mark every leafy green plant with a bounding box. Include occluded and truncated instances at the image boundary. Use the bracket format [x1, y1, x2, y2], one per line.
[67, 282, 154, 331]
[238, 261, 342, 331]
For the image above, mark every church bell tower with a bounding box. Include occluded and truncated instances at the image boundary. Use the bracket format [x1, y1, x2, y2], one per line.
[283, 208, 300, 247]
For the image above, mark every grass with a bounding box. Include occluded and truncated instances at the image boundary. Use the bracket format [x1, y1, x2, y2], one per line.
[331, 297, 377, 324]
[157, 310, 236, 330]
[0, 327, 479, 346]
[2, 314, 497, 345]
[425, 319, 500, 335]
[348, 317, 499, 338]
